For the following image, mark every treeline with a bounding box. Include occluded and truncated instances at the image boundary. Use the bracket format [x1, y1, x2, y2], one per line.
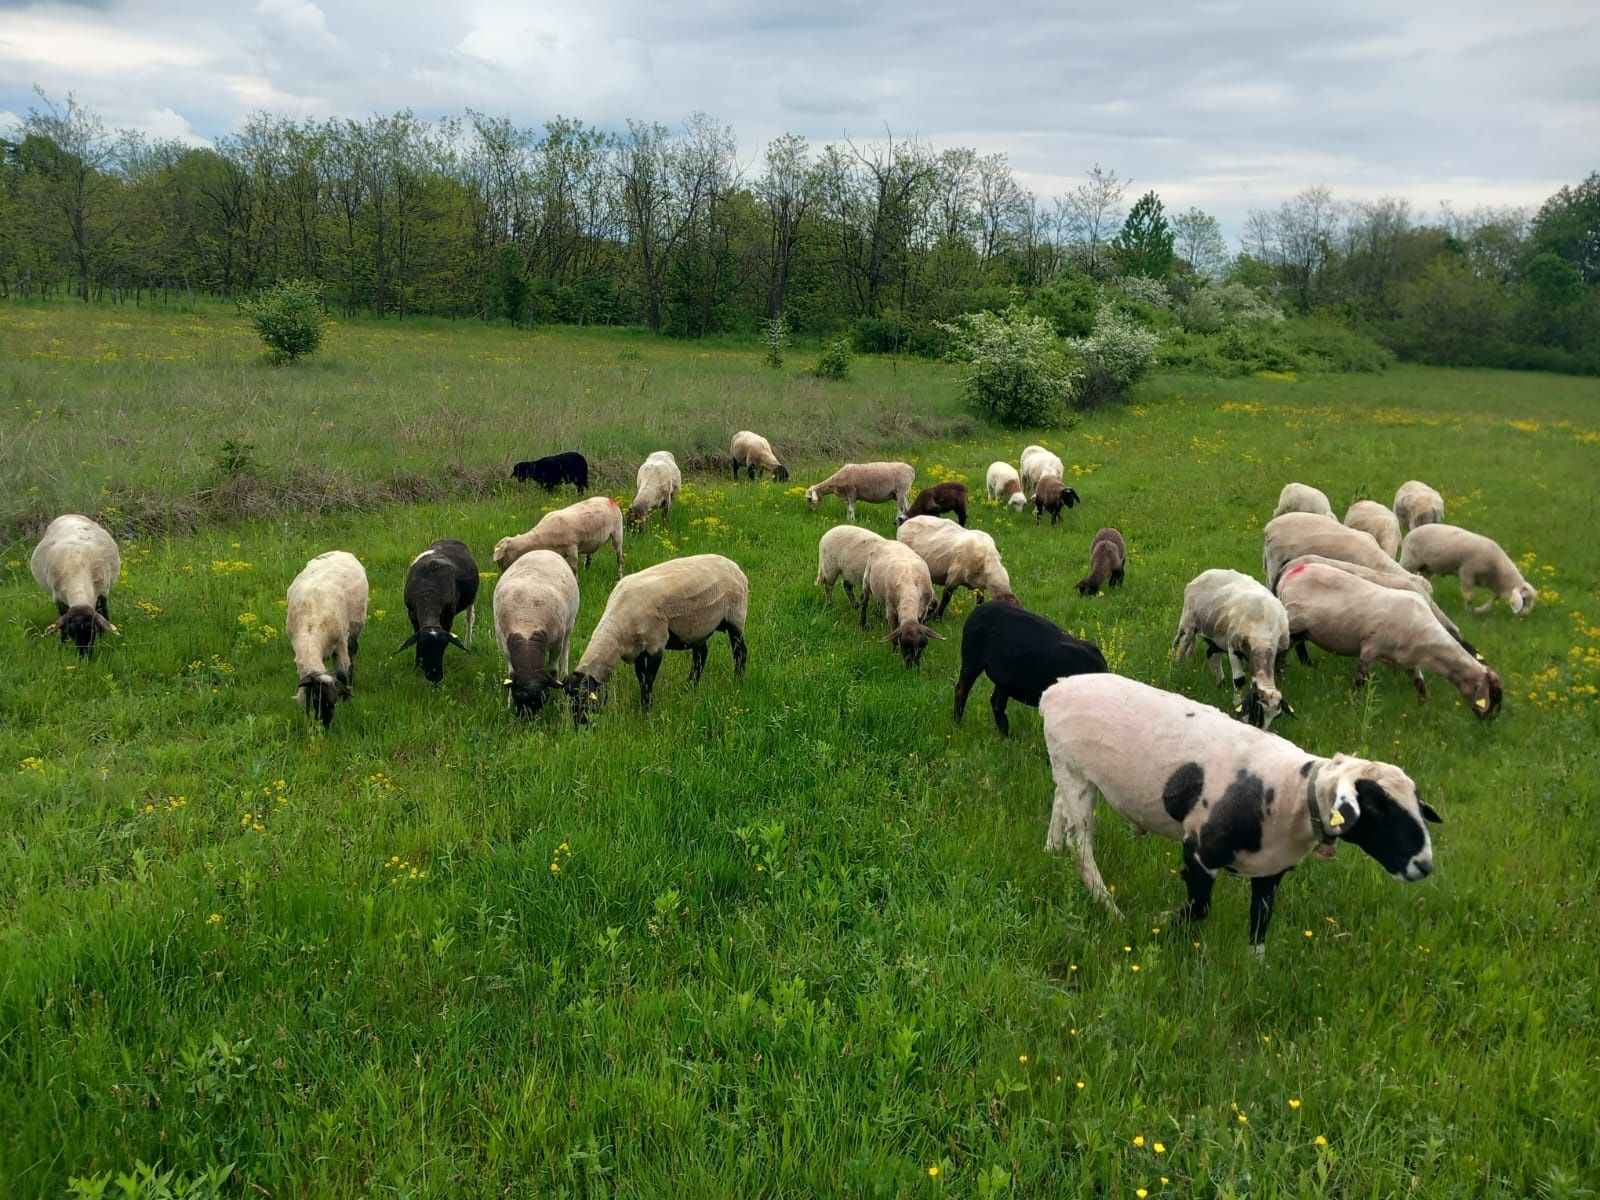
[2, 92, 1596, 372]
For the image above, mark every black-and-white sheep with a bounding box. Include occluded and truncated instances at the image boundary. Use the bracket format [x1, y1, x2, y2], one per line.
[953, 601, 1107, 735]
[395, 539, 478, 682]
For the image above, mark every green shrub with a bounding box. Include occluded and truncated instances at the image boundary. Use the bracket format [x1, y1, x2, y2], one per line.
[812, 338, 852, 380]
[1067, 308, 1161, 407]
[241, 279, 330, 362]
[1284, 317, 1393, 373]
[943, 307, 1080, 428]
[1026, 273, 1102, 337]
[763, 315, 787, 368]
[850, 311, 949, 358]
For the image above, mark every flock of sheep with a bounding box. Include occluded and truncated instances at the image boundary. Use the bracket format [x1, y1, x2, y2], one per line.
[29, 428, 1539, 954]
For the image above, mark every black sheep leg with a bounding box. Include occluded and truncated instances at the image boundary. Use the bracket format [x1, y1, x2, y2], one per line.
[988, 685, 1012, 736]
[723, 622, 748, 674]
[634, 652, 662, 710]
[1177, 841, 1217, 926]
[952, 665, 982, 723]
[1248, 872, 1287, 948]
[688, 642, 709, 685]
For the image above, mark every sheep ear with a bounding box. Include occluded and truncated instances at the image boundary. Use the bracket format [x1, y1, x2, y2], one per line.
[1279, 700, 1296, 718]
[39, 620, 61, 637]
[925, 627, 946, 641]
[448, 634, 470, 653]
[1330, 779, 1362, 833]
[391, 633, 419, 655]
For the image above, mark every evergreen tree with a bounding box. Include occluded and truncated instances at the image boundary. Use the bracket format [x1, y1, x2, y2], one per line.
[1114, 190, 1174, 279]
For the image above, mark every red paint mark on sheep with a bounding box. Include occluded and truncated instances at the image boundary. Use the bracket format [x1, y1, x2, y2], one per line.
[1284, 564, 1307, 581]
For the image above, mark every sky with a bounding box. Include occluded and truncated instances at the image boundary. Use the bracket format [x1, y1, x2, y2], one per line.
[1, 0, 1596, 231]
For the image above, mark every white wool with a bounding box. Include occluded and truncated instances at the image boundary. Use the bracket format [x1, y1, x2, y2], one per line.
[1272, 482, 1334, 519]
[1400, 523, 1537, 616]
[494, 496, 626, 578]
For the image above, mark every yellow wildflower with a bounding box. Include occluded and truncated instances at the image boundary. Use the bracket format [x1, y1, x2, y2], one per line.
[1136, 1190, 1148, 1199]
[1133, 1135, 1145, 1147]
[1154, 1143, 1165, 1154]
[1315, 1135, 1328, 1147]
[927, 1166, 939, 1178]
[207, 913, 221, 925]
[1289, 1098, 1302, 1109]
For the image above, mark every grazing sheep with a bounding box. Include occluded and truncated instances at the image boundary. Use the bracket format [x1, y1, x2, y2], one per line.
[1020, 445, 1064, 499]
[859, 541, 941, 667]
[1272, 482, 1335, 519]
[1076, 527, 1126, 596]
[898, 481, 968, 527]
[805, 462, 915, 522]
[286, 551, 369, 730]
[895, 515, 1017, 617]
[31, 514, 121, 656]
[1040, 673, 1441, 951]
[1344, 500, 1402, 558]
[494, 496, 625, 579]
[1262, 511, 1405, 588]
[512, 452, 588, 491]
[564, 554, 748, 724]
[731, 430, 789, 482]
[1279, 553, 1477, 658]
[953, 601, 1107, 735]
[1276, 561, 1503, 717]
[1400, 524, 1537, 616]
[1394, 480, 1444, 532]
[1034, 477, 1082, 526]
[395, 539, 478, 683]
[986, 462, 1027, 512]
[816, 526, 892, 607]
[627, 450, 682, 528]
[1172, 568, 1292, 729]
[494, 548, 580, 718]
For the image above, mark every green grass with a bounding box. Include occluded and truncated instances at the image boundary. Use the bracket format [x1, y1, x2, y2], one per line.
[2, 305, 1598, 1198]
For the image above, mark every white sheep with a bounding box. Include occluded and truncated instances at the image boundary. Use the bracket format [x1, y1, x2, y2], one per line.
[1262, 511, 1404, 587]
[285, 550, 369, 729]
[985, 461, 1027, 511]
[1393, 480, 1444, 532]
[859, 540, 941, 667]
[1171, 568, 1291, 729]
[563, 554, 748, 723]
[627, 450, 682, 528]
[1272, 482, 1334, 519]
[1399, 524, 1537, 616]
[493, 548, 581, 718]
[1343, 500, 1402, 558]
[1040, 673, 1441, 952]
[895, 515, 1017, 617]
[494, 496, 625, 578]
[816, 525, 892, 607]
[31, 513, 121, 656]
[1020, 444, 1064, 499]
[1278, 553, 1477, 657]
[1276, 560, 1503, 716]
[731, 430, 789, 482]
[805, 462, 915, 521]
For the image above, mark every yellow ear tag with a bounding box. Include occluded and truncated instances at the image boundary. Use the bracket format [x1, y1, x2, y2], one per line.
[1474, 698, 1489, 710]
[1329, 810, 1345, 827]
[589, 692, 598, 701]
[503, 678, 513, 686]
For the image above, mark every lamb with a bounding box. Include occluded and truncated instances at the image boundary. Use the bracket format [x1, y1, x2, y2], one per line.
[805, 462, 915, 522]
[895, 515, 1017, 617]
[1040, 673, 1442, 951]
[1262, 511, 1407, 588]
[285, 550, 369, 729]
[730, 430, 789, 482]
[1278, 553, 1477, 658]
[1075, 527, 1126, 596]
[395, 539, 477, 683]
[898, 481, 968, 527]
[1172, 568, 1292, 729]
[816, 525, 892, 607]
[563, 554, 748, 724]
[31, 513, 121, 656]
[512, 452, 588, 492]
[859, 540, 941, 667]
[1393, 480, 1444, 532]
[1020, 445, 1064, 499]
[953, 601, 1107, 735]
[1276, 561, 1503, 717]
[1343, 500, 1402, 558]
[1033, 476, 1082, 525]
[1272, 482, 1334, 519]
[493, 548, 580, 718]
[627, 450, 682, 528]
[1399, 524, 1537, 616]
[985, 462, 1027, 512]
[494, 496, 625, 579]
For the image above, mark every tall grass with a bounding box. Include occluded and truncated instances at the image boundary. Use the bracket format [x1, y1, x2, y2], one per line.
[1, 305, 1598, 1196]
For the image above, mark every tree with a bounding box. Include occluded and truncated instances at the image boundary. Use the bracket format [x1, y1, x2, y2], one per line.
[21, 88, 119, 301]
[1531, 172, 1600, 284]
[755, 133, 816, 323]
[1171, 207, 1229, 281]
[1062, 164, 1127, 278]
[1113, 190, 1174, 279]
[1244, 186, 1342, 311]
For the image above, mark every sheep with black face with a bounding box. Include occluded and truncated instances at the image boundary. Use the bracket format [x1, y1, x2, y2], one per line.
[494, 548, 580, 718]
[31, 514, 121, 657]
[395, 539, 478, 683]
[286, 550, 369, 730]
[1040, 673, 1441, 954]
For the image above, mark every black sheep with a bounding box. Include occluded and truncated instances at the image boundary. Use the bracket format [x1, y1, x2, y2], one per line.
[953, 601, 1108, 735]
[395, 539, 478, 682]
[512, 452, 589, 492]
[896, 481, 968, 527]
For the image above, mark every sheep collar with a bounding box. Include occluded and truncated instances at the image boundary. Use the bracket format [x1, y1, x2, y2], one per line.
[1305, 762, 1338, 858]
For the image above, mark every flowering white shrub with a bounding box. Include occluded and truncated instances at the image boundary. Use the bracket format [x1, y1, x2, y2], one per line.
[943, 308, 1081, 427]
[1068, 308, 1161, 406]
[1111, 275, 1174, 309]
[1179, 281, 1285, 332]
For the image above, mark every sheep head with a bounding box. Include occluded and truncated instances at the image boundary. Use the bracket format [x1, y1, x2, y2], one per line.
[882, 620, 943, 668]
[804, 486, 821, 511]
[47, 604, 116, 657]
[506, 671, 558, 718]
[394, 627, 469, 683]
[1319, 755, 1441, 882]
[773, 464, 790, 482]
[1510, 583, 1537, 615]
[564, 671, 603, 726]
[1461, 667, 1503, 720]
[296, 671, 346, 729]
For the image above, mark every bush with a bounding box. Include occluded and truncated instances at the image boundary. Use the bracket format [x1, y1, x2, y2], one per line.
[1026, 273, 1102, 337]
[813, 338, 852, 380]
[1110, 275, 1173, 309]
[850, 311, 949, 358]
[764, 315, 787, 368]
[943, 308, 1080, 428]
[241, 279, 330, 362]
[1067, 308, 1161, 407]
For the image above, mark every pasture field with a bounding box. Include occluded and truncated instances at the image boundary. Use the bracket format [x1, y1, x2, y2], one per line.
[1, 304, 1598, 1198]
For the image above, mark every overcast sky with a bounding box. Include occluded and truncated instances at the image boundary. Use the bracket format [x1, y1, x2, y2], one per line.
[1, 0, 1595, 231]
